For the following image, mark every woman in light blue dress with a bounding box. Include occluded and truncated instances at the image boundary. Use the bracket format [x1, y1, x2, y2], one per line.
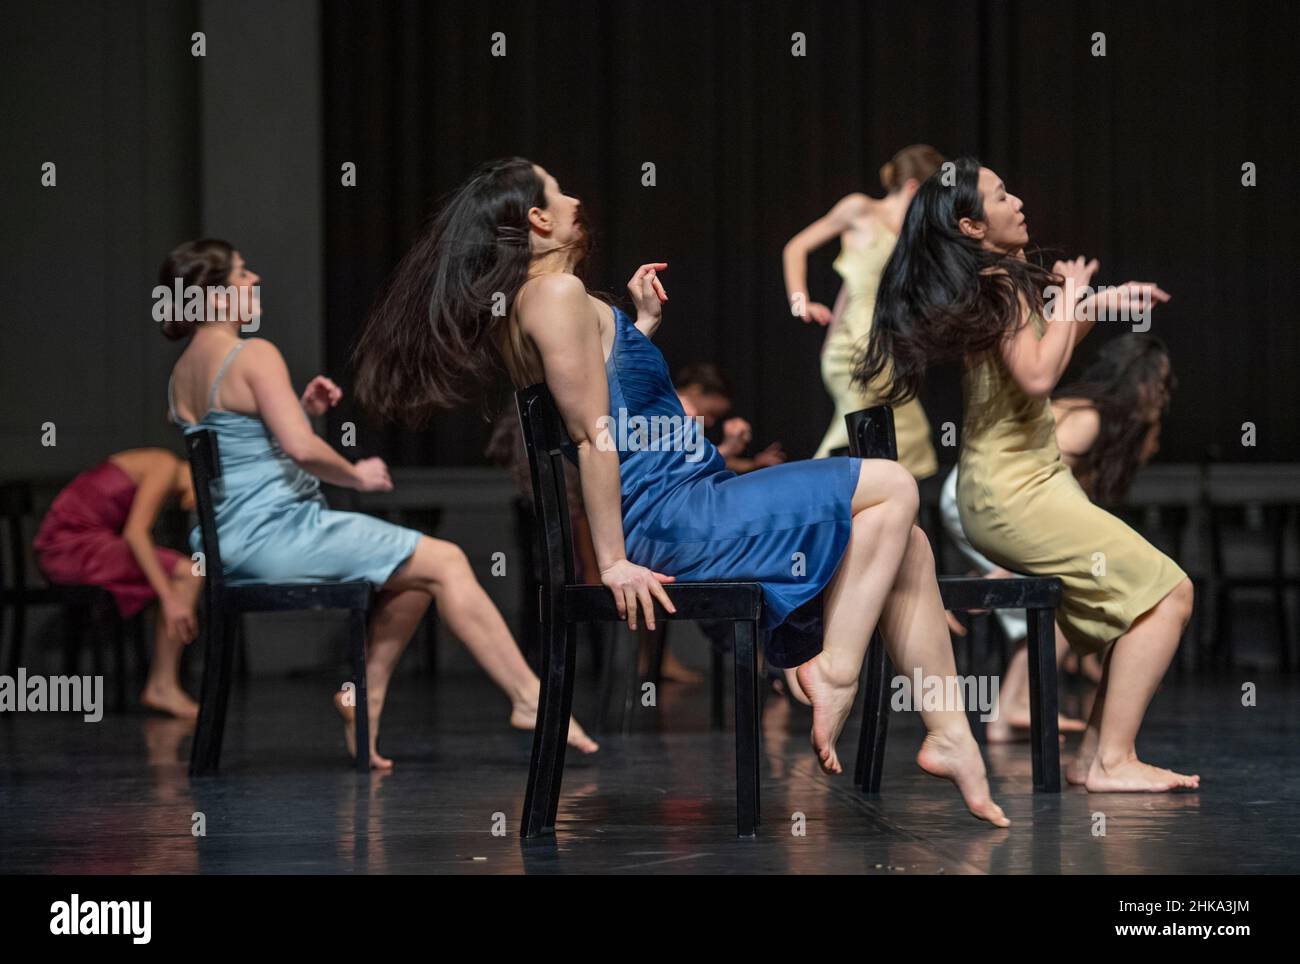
[161, 238, 596, 767]
[353, 158, 1009, 827]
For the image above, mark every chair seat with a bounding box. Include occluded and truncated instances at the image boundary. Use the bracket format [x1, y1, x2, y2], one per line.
[221, 580, 373, 613]
[564, 582, 762, 622]
[939, 575, 1061, 611]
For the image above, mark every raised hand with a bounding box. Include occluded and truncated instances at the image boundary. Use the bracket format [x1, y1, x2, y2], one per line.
[301, 375, 343, 416]
[1086, 280, 1172, 322]
[752, 441, 786, 468]
[1051, 255, 1101, 307]
[353, 456, 394, 492]
[719, 416, 753, 457]
[627, 262, 668, 330]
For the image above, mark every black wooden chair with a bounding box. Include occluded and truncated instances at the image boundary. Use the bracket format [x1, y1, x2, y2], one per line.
[515, 383, 764, 838]
[184, 429, 372, 775]
[846, 407, 1063, 793]
[0, 480, 146, 709]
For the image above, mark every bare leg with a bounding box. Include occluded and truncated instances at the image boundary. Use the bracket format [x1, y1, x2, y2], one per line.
[875, 527, 1009, 826]
[1073, 578, 1198, 792]
[140, 559, 200, 720]
[986, 626, 1086, 743]
[794, 460, 917, 775]
[335, 588, 429, 769]
[376, 537, 597, 756]
[790, 461, 1007, 826]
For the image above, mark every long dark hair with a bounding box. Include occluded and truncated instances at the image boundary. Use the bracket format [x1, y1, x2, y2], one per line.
[855, 156, 1058, 403]
[1055, 334, 1175, 503]
[353, 157, 588, 426]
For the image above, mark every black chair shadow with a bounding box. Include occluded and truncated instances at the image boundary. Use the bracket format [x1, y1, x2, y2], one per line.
[0, 480, 148, 710]
[514, 383, 763, 838]
[184, 429, 372, 775]
[845, 406, 1063, 793]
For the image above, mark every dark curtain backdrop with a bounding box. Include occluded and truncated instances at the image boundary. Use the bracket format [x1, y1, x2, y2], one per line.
[323, 0, 1300, 467]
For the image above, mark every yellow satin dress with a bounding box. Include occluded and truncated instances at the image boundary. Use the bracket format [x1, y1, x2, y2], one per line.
[815, 229, 938, 479]
[956, 314, 1186, 654]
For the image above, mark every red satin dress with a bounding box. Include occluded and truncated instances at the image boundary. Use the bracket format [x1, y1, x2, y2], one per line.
[32, 460, 183, 617]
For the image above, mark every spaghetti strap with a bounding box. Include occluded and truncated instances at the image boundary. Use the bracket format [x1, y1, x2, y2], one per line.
[208, 341, 248, 413]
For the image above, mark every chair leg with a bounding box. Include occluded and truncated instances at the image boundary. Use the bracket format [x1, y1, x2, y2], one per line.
[647, 623, 667, 691]
[854, 630, 891, 792]
[62, 603, 86, 676]
[7, 601, 26, 677]
[710, 644, 725, 731]
[1025, 606, 1061, 792]
[520, 616, 577, 837]
[348, 607, 370, 775]
[190, 609, 235, 776]
[130, 613, 149, 690]
[732, 620, 760, 837]
[110, 613, 127, 712]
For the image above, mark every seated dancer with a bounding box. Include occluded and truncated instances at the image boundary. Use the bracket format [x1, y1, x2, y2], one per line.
[160, 238, 595, 768]
[673, 362, 786, 474]
[352, 157, 1008, 826]
[938, 334, 1177, 742]
[34, 449, 201, 718]
[783, 144, 942, 471]
[859, 157, 1197, 792]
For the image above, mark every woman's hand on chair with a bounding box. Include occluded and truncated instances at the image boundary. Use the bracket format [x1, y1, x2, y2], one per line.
[352, 457, 394, 492]
[600, 559, 676, 631]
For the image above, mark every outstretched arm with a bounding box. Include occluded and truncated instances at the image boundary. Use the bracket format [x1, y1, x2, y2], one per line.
[120, 453, 196, 643]
[241, 340, 390, 491]
[783, 192, 868, 324]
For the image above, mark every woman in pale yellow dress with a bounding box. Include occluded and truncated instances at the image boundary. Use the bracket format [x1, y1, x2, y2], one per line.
[859, 156, 1200, 793]
[782, 145, 942, 474]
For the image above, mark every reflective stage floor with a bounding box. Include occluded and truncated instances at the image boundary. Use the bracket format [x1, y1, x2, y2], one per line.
[1, 668, 1296, 874]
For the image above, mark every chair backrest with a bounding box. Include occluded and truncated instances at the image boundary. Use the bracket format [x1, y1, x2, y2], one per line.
[514, 384, 578, 594]
[0, 481, 34, 593]
[845, 406, 898, 460]
[184, 430, 227, 593]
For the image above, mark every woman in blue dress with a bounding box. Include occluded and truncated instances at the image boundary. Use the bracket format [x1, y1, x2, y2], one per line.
[354, 158, 1008, 826]
[161, 239, 596, 768]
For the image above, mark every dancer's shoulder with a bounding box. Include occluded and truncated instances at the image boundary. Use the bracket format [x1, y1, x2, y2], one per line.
[515, 274, 594, 335]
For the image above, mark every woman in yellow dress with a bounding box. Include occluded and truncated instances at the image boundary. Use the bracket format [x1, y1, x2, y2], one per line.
[859, 157, 1199, 793]
[782, 144, 942, 474]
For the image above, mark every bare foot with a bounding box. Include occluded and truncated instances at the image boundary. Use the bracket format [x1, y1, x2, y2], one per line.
[140, 684, 199, 721]
[795, 654, 858, 774]
[510, 703, 600, 755]
[916, 729, 1011, 827]
[333, 690, 393, 770]
[986, 710, 1087, 744]
[1065, 752, 1093, 786]
[783, 668, 811, 706]
[1085, 754, 1199, 792]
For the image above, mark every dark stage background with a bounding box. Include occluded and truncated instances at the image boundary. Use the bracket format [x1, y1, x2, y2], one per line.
[323, 0, 1300, 469]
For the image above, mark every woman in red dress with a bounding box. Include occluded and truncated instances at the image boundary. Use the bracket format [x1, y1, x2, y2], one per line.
[33, 448, 202, 719]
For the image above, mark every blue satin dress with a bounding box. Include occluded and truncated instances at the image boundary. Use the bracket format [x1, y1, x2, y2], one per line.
[169, 342, 422, 587]
[566, 307, 862, 668]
